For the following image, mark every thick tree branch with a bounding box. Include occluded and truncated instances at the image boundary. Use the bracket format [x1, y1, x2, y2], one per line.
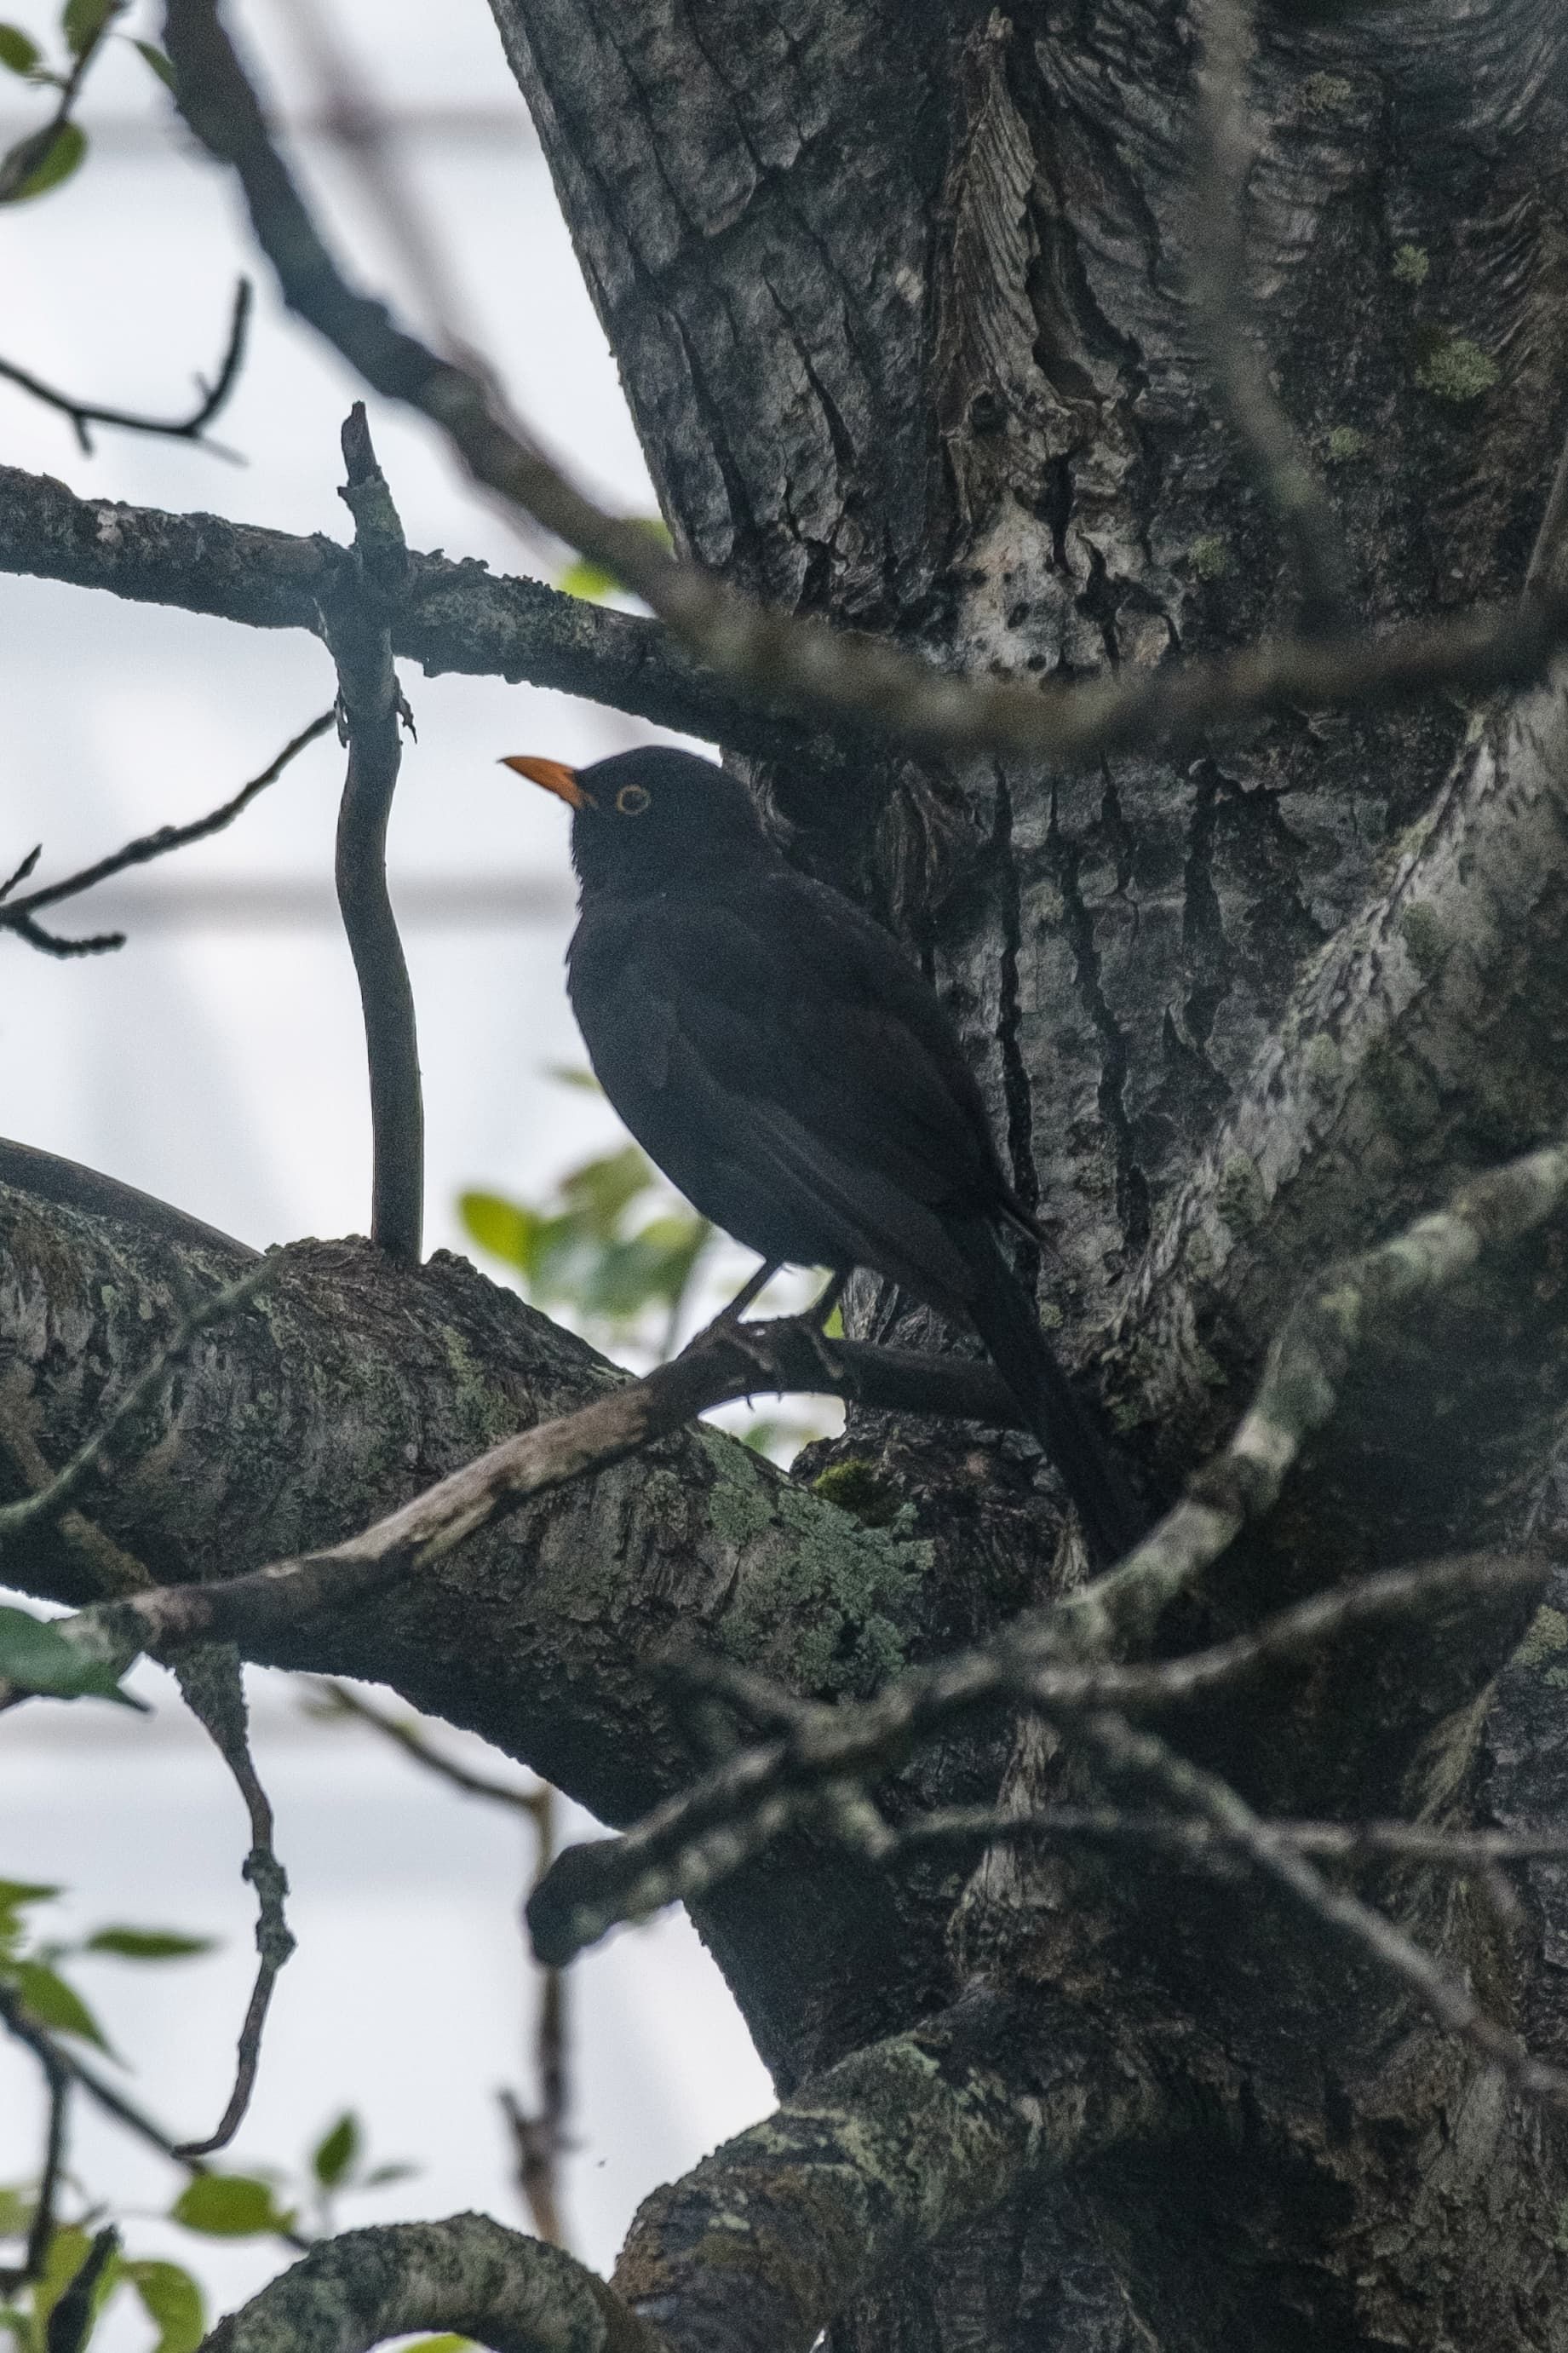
[148, 0, 1568, 777]
[0, 1142, 1023, 2076]
[204, 1993, 1146, 2353]
[612, 1991, 1153, 2353]
[0, 463, 835, 770]
[4, 1298, 1037, 1698]
[199, 2214, 652, 2353]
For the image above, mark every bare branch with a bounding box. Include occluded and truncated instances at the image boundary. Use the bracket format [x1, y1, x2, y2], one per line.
[1188, 0, 1349, 630]
[0, 711, 334, 958]
[0, 280, 252, 458]
[303, 1681, 549, 1817]
[323, 404, 422, 1264]
[0, 463, 839, 774]
[198, 2214, 657, 2353]
[0, 1303, 1037, 1700]
[610, 1990, 1156, 2353]
[157, 0, 1568, 774]
[898, 1803, 1568, 1872]
[526, 1135, 1568, 1959]
[170, 1645, 295, 2159]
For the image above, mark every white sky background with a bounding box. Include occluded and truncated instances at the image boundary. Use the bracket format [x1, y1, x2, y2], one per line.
[0, 0, 785, 2318]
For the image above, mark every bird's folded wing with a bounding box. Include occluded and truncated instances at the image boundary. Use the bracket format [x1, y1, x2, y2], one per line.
[626, 883, 1002, 1211]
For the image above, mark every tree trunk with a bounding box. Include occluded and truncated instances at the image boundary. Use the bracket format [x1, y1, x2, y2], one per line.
[479, 2, 1568, 2344]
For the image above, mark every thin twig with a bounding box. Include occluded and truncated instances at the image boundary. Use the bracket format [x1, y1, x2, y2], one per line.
[171, 1645, 295, 2158]
[305, 1680, 568, 2243]
[499, 1771, 569, 2248]
[0, 710, 334, 958]
[0, 1982, 71, 2293]
[303, 1679, 548, 1816]
[0, 1990, 310, 2247]
[0, 280, 252, 459]
[1080, 1709, 1568, 2106]
[1188, 0, 1350, 630]
[158, 0, 1568, 775]
[325, 402, 422, 1264]
[897, 1803, 1568, 1871]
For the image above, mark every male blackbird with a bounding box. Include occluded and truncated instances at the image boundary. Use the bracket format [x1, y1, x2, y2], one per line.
[503, 745, 1138, 1562]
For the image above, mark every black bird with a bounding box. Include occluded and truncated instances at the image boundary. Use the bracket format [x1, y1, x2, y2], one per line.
[503, 745, 1139, 1562]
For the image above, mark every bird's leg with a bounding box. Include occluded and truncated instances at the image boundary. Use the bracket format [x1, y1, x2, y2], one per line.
[796, 1270, 847, 1380]
[715, 1257, 783, 1326]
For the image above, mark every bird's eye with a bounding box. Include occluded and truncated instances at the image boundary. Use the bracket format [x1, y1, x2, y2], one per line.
[616, 784, 652, 816]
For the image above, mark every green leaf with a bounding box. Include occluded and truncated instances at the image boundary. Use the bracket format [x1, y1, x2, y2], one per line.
[129, 38, 174, 89]
[360, 2162, 417, 2188]
[0, 2186, 33, 2239]
[310, 2111, 360, 2189]
[457, 1191, 543, 1279]
[555, 519, 672, 603]
[543, 1064, 600, 1092]
[0, 26, 40, 72]
[559, 1144, 657, 1237]
[2, 120, 88, 204]
[0, 1608, 139, 1704]
[556, 555, 619, 604]
[0, 1881, 60, 1913]
[399, 2339, 472, 2353]
[123, 2264, 204, 2353]
[82, 1927, 214, 1962]
[60, 0, 117, 57]
[169, 2177, 290, 2239]
[7, 1960, 111, 2051]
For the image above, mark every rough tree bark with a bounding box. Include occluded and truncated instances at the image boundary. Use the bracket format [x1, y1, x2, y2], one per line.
[478, 0, 1568, 2341]
[7, 0, 1568, 2347]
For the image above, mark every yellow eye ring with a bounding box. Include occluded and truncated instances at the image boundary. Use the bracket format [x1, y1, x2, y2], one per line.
[616, 783, 652, 816]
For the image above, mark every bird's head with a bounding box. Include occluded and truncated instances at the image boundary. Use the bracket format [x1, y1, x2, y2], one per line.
[499, 747, 767, 890]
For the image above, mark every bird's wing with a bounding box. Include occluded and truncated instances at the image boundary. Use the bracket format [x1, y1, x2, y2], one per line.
[568, 876, 1001, 1299]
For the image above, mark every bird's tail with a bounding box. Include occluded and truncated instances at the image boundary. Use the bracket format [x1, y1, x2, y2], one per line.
[962, 1222, 1144, 1568]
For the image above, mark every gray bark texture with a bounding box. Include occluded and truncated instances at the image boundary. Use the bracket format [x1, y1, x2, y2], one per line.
[8, 0, 1568, 2346]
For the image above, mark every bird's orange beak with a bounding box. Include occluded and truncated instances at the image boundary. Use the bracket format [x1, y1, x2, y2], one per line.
[499, 755, 594, 809]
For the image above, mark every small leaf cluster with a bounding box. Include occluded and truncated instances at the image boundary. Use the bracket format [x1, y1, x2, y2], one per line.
[1, 1884, 414, 2353]
[462, 1117, 717, 1349]
[1, 1874, 214, 2062]
[0, 2, 174, 206]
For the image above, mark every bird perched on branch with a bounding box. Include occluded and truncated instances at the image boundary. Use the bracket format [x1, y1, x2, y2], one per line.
[503, 745, 1139, 1563]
